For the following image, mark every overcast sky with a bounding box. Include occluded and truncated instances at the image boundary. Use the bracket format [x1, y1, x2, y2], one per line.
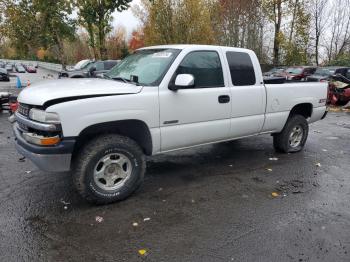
[112, 0, 141, 36]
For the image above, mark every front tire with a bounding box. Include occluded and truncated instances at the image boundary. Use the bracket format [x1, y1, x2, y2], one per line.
[73, 134, 146, 204]
[273, 115, 309, 153]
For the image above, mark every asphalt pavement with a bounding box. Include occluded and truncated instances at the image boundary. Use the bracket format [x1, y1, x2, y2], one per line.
[0, 107, 349, 261]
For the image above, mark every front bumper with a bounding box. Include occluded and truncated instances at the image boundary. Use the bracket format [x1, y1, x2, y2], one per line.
[13, 123, 75, 172]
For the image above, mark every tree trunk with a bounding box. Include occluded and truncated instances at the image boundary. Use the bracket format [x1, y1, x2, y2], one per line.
[98, 20, 107, 60]
[289, 0, 299, 44]
[87, 23, 98, 59]
[315, 36, 319, 65]
[55, 33, 66, 70]
[273, 0, 282, 66]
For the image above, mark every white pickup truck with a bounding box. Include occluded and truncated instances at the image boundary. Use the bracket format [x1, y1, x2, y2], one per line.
[13, 45, 328, 204]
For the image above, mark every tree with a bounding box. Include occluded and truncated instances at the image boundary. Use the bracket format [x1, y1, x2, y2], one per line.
[106, 26, 129, 58]
[75, 0, 132, 59]
[284, 0, 311, 65]
[34, 0, 76, 69]
[129, 29, 144, 51]
[2, 0, 41, 58]
[217, 0, 265, 59]
[263, 0, 288, 65]
[326, 0, 350, 62]
[139, 0, 215, 45]
[310, 0, 328, 65]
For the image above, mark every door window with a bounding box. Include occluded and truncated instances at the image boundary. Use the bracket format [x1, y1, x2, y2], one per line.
[95, 62, 104, 71]
[175, 51, 224, 88]
[226, 52, 256, 86]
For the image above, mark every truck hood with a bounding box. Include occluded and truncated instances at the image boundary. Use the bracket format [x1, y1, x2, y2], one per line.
[18, 78, 143, 106]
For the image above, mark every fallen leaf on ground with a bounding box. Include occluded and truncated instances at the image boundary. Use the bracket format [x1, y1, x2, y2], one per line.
[138, 249, 147, 256]
[143, 218, 151, 222]
[266, 168, 273, 172]
[271, 192, 279, 197]
[132, 222, 138, 227]
[95, 216, 104, 223]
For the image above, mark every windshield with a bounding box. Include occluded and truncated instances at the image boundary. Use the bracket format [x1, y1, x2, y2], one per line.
[74, 60, 91, 70]
[106, 49, 180, 85]
[286, 67, 303, 74]
[314, 68, 335, 76]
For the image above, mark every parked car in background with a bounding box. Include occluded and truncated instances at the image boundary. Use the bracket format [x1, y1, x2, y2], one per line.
[89, 60, 120, 78]
[58, 59, 94, 78]
[263, 67, 286, 77]
[5, 64, 13, 72]
[328, 71, 350, 106]
[277, 66, 317, 81]
[0, 68, 10, 81]
[15, 64, 26, 73]
[59, 60, 119, 78]
[0, 62, 5, 68]
[307, 67, 350, 82]
[25, 65, 37, 73]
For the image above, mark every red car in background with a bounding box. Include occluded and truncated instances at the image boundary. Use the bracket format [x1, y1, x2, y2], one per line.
[25, 65, 37, 73]
[276, 66, 317, 81]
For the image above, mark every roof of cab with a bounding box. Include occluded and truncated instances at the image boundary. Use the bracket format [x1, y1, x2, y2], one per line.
[138, 44, 252, 53]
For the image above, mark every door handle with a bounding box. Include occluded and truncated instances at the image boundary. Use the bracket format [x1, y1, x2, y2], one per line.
[218, 95, 230, 104]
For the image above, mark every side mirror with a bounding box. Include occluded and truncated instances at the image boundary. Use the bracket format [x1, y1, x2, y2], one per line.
[169, 74, 195, 91]
[89, 66, 96, 74]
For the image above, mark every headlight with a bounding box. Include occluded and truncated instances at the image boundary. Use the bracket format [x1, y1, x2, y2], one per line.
[29, 109, 60, 124]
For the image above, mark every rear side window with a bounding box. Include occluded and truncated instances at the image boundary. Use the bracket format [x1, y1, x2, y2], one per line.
[226, 52, 256, 86]
[176, 51, 224, 88]
[105, 61, 118, 70]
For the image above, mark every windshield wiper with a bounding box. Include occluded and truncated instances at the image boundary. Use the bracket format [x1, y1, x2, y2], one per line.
[111, 76, 129, 83]
[111, 76, 140, 86]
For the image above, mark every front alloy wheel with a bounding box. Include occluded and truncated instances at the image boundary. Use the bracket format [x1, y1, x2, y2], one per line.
[73, 134, 146, 204]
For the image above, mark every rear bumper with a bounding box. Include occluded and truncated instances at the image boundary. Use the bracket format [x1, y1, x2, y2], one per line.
[13, 124, 75, 172]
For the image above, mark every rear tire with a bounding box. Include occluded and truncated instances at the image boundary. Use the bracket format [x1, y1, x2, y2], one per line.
[72, 134, 146, 204]
[273, 115, 309, 153]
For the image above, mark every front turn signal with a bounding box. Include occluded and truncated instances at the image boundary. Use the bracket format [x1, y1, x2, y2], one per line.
[23, 133, 61, 146]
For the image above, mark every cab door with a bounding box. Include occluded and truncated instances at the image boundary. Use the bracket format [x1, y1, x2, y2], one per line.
[159, 50, 231, 151]
[223, 50, 266, 138]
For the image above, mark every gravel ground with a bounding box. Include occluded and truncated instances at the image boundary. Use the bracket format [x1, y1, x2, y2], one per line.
[0, 108, 349, 262]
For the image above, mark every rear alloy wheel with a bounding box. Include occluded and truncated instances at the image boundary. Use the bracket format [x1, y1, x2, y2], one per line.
[273, 115, 309, 153]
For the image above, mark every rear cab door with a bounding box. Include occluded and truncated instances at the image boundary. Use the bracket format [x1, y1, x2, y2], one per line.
[159, 46, 232, 151]
[221, 47, 266, 138]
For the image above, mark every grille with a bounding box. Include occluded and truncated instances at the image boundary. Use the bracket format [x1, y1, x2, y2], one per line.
[18, 103, 30, 117]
